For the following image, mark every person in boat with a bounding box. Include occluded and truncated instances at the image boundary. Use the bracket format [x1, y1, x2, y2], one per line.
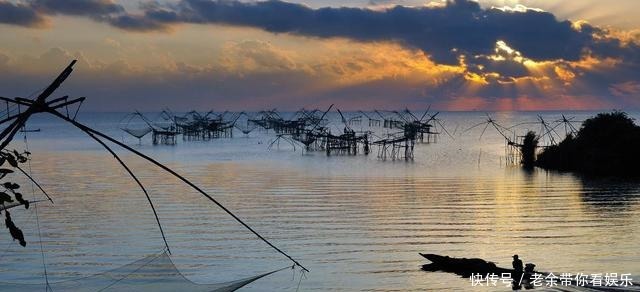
[524, 263, 535, 273]
[512, 255, 523, 273]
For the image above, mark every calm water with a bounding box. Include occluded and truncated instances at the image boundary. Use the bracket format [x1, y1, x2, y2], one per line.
[0, 111, 639, 291]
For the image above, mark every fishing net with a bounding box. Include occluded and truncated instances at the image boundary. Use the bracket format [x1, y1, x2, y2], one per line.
[236, 121, 258, 135]
[0, 250, 285, 292]
[119, 112, 155, 139]
[121, 127, 153, 139]
[0, 61, 308, 292]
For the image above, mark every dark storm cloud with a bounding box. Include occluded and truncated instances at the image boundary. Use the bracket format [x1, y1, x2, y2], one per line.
[0, 0, 125, 27]
[104, 14, 169, 31]
[1, 0, 639, 109]
[32, 0, 124, 16]
[81, 0, 639, 71]
[141, 0, 605, 65]
[96, 1, 175, 31]
[0, 0, 170, 31]
[1, 0, 636, 65]
[0, 1, 44, 27]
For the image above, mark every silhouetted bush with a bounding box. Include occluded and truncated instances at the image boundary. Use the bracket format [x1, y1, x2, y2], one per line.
[520, 131, 538, 169]
[536, 111, 640, 176]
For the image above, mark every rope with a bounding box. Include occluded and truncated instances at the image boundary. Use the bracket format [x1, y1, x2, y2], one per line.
[96, 250, 167, 292]
[64, 97, 70, 118]
[23, 128, 51, 291]
[72, 99, 82, 120]
[0, 209, 34, 260]
[49, 110, 309, 272]
[14, 166, 53, 204]
[295, 269, 307, 292]
[0, 58, 309, 273]
[26, 86, 46, 100]
[83, 131, 171, 254]
[0, 199, 47, 260]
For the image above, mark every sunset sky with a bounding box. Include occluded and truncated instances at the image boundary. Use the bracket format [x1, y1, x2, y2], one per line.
[1, 0, 639, 111]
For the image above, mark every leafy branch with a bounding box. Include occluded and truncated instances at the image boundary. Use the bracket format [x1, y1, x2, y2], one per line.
[0, 149, 31, 247]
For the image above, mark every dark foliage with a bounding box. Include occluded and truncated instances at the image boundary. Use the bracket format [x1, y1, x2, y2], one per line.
[520, 131, 538, 169]
[4, 210, 26, 247]
[536, 111, 640, 176]
[0, 149, 31, 246]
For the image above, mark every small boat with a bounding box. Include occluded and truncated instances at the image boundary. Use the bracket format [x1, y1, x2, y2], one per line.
[420, 253, 519, 277]
[420, 253, 548, 290]
[421, 253, 640, 291]
[420, 253, 543, 287]
[19, 128, 41, 133]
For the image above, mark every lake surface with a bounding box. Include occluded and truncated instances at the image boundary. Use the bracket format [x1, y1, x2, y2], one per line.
[0, 111, 639, 291]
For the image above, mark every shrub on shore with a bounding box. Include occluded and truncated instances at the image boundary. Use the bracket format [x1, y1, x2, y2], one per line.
[520, 131, 538, 169]
[536, 111, 640, 176]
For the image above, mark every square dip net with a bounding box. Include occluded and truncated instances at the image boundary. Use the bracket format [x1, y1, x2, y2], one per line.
[0, 249, 286, 292]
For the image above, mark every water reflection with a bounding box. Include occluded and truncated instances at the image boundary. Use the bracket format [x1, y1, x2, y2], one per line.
[579, 177, 640, 214]
[0, 112, 639, 291]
